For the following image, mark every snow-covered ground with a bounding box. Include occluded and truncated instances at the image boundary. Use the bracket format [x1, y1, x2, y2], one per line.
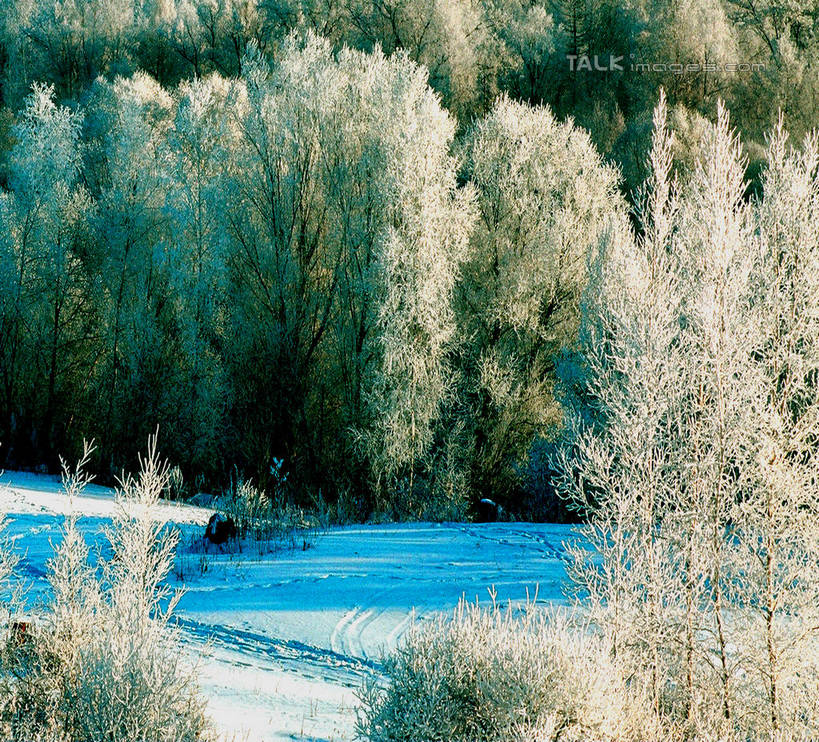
[0, 471, 576, 742]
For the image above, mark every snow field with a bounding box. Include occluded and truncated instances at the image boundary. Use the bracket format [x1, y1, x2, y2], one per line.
[0, 472, 574, 741]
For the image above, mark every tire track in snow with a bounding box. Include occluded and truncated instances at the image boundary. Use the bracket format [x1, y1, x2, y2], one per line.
[330, 588, 396, 660]
[384, 608, 416, 649]
[328, 524, 572, 666]
[175, 615, 381, 689]
[329, 607, 362, 657]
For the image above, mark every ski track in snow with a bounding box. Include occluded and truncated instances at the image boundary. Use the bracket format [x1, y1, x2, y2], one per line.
[0, 473, 576, 741]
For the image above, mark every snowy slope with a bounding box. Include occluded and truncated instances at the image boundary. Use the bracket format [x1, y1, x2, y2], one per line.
[0, 472, 576, 742]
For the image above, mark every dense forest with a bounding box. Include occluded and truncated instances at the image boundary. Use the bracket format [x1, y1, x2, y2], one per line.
[0, 0, 817, 518]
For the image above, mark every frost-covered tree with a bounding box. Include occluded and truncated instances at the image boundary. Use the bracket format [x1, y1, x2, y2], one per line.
[224, 36, 357, 488]
[15, 0, 136, 98]
[555, 91, 695, 714]
[343, 0, 484, 118]
[86, 73, 177, 472]
[82, 71, 237, 479]
[457, 96, 623, 507]
[170, 0, 270, 78]
[356, 49, 474, 502]
[480, 0, 558, 107]
[645, 0, 737, 108]
[226, 33, 473, 508]
[0, 84, 97, 466]
[558, 94, 819, 738]
[166, 75, 233, 472]
[736, 118, 819, 735]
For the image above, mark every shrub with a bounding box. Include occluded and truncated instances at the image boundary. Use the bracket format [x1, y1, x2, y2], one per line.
[0, 439, 212, 742]
[210, 475, 325, 555]
[165, 465, 187, 501]
[356, 597, 663, 742]
[0, 514, 18, 601]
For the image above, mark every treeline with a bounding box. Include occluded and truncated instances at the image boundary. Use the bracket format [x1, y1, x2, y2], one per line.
[1, 0, 816, 191]
[0, 32, 618, 516]
[0, 0, 817, 516]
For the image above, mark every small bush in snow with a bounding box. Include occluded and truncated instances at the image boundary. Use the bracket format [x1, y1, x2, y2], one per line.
[356, 597, 663, 742]
[0, 440, 211, 742]
[165, 465, 188, 501]
[0, 514, 18, 604]
[212, 477, 324, 556]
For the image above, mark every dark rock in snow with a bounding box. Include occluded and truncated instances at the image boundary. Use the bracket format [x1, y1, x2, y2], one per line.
[204, 513, 236, 546]
[475, 498, 504, 523]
